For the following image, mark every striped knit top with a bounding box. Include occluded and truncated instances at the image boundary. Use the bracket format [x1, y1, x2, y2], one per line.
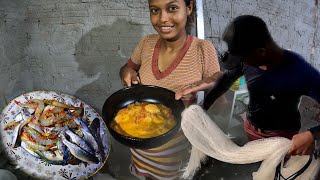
[126, 34, 219, 179]
[127, 34, 220, 93]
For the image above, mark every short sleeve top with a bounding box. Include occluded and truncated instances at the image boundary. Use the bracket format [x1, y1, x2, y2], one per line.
[127, 34, 220, 93]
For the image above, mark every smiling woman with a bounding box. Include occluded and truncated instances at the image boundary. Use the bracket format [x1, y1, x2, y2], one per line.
[118, 0, 221, 179]
[148, 0, 196, 39]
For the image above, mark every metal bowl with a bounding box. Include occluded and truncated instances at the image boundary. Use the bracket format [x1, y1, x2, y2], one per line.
[102, 85, 185, 149]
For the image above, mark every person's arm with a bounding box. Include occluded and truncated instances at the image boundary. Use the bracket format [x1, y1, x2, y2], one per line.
[175, 40, 221, 102]
[288, 62, 320, 156]
[119, 36, 148, 86]
[287, 131, 314, 156]
[119, 63, 140, 86]
[203, 66, 242, 110]
[175, 71, 221, 100]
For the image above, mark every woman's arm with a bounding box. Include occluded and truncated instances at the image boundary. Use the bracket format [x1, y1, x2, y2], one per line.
[175, 66, 242, 110]
[119, 63, 140, 87]
[119, 36, 149, 86]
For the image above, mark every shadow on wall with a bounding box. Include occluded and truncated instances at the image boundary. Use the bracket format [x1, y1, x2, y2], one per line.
[74, 18, 144, 114]
[299, 96, 320, 131]
[74, 18, 144, 179]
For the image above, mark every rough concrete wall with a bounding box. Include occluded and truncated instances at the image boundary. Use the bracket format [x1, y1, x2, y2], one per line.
[0, 0, 30, 111]
[25, 0, 154, 178]
[203, 0, 320, 70]
[0, 0, 318, 178]
[25, 0, 155, 113]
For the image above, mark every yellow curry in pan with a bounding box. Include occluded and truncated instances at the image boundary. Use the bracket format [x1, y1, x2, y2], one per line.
[111, 102, 176, 138]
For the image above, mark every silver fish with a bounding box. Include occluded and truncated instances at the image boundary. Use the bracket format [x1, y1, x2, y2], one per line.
[19, 108, 34, 132]
[65, 129, 95, 156]
[11, 123, 22, 148]
[89, 118, 105, 160]
[60, 133, 99, 164]
[67, 111, 99, 154]
[13, 112, 23, 122]
[89, 118, 100, 141]
[57, 140, 70, 163]
[12, 108, 34, 147]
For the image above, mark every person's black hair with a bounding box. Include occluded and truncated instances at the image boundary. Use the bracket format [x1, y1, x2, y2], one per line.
[185, 0, 196, 34]
[225, 15, 272, 56]
[148, 0, 196, 34]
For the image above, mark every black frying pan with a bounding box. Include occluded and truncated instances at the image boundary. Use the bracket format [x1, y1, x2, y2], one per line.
[102, 85, 185, 149]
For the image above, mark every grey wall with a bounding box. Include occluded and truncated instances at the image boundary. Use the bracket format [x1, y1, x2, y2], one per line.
[0, 0, 31, 109]
[16, 1, 154, 178]
[0, 0, 319, 179]
[0, 0, 156, 112]
[24, 0, 155, 113]
[203, 0, 320, 70]
[1, 0, 319, 111]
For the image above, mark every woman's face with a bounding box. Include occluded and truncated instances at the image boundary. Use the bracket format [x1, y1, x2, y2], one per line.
[148, 0, 192, 41]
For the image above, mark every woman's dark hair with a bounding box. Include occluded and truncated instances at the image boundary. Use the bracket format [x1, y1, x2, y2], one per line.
[185, 0, 197, 34]
[227, 15, 273, 56]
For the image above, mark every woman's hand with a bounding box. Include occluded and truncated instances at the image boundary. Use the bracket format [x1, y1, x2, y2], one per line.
[120, 64, 140, 87]
[287, 131, 314, 156]
[175, 72, 222, 100]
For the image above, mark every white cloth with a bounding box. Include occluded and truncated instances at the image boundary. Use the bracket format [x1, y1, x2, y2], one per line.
[181, 105, 320, 180]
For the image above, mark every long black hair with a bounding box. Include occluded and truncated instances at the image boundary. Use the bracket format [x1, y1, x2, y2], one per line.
[227, 15, 273, 56]
[185, 0, 196, 34]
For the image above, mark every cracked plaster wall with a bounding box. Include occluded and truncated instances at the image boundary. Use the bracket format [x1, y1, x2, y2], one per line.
[21, 0, 155, 178]
[24, 0, 155, 114]
[0, 0, 319, 178]
[203, 0, 320, 134]
[0, 0, 30, 111]
[1, 0, 318, 114]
